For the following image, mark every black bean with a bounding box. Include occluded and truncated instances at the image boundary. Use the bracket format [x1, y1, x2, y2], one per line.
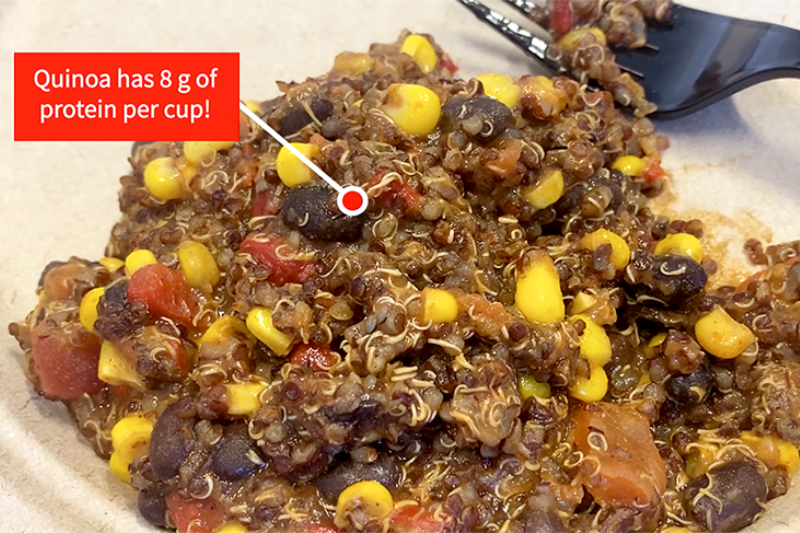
[149, 397, 194, 480]
[277, 98, 334, 136]
[310, 99, 334, 122]
[643, 254, 707, 300]
[441, 95, 512, 142]
[211, 423, 265, 482]
[684, 460, 767, 532]
[665, 361, 712, 405]
[94, 279, 141, 342]
[130, 141, 155, 156]
[321, 117, 348, 139]
[315, 455, 402, 501]
[138, 483, 170, 527]
[281, 186, 367, 242]
[520, 509, 567, 533]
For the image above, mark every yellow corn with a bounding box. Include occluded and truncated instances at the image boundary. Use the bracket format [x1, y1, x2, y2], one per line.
[654, 233, 704, 263]
[523, 169, 564, 210]
[421, 288, 458, 324]
[109, 451, 131, 484]
[177, 241, 220, 292]
[570, 314, 612, 366]
[580, 229, 631, 271]
[518, 375, 551, 400]
[246, 307, 294, 356]
[79, 287, 105, 333]
[381, 83, 442, 137]
[183, 141, 235, 165]
[611, 155, 647, 177]
[568, 292, 596, 316]
[401, 35, 438, 74]
[225, 382, 267, 416]
[334, 480, 395, 529]
[333, 52, 375, 76]
[111, 414, 154, 463]
[244, 100, 263, 114]
[685, 444, 717, 478]
[217, 524, 249, 533]
[740, 431, 799, 474]
[200, 316, 251, 346]
[695, 306, 755, 359]
[144, 157, 188, 201]
[648, 332, 668, 348]
[515, 252, 564, 325]
[569, 365, 608, 403]
[662, 528, 693, 533]
[779, 441, 800, 474]
[124, 249, 157, 277]
[519, 76, 566, 117]
[475, 73, 521, 108]
[276, 142, 320, 188]
[558, 27, 608, 51]
[98, 341, 146, 390]
[99, 256, 125, 273]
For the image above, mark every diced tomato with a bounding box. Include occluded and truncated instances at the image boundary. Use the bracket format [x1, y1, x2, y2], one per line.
[30, 323, 104, 400]
[127, 264, 200, 328]
[42, 262, 87, 302]
[643, 160, 666, 182]
[290, 344, 338, 372]
[549, 0, 574, 35]
[391, 506, 443, 533]
[369, 172, 423, 214]
[252, 190, 270, 218]
[239, 236, 315, 286]
[439, 55, 459, 75]
[165, 493, 226, 533]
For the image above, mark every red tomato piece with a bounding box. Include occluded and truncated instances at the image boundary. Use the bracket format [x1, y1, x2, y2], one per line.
[549, 0, 575, 35]
[165, 493, 226, 533]
[369, 172, 423, 214]
[252, 190, 271, 218]
[643, 160, 666, 182]
[127, 264, 200, 328]
[391, 506, 443, 533]
[439, 55, 459, 75]
[30, 323, 104, 400]
[239, 237, 315, 286]
[290, 344, 338, 372]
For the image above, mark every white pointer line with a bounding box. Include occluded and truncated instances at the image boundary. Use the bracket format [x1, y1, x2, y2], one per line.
[239, 102, 344, 194]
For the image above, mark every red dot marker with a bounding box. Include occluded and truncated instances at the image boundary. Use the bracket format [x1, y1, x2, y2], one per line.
[337, 186, 368, 217]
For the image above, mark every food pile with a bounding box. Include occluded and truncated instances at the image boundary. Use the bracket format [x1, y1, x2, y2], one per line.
[10, 28, 800, 533]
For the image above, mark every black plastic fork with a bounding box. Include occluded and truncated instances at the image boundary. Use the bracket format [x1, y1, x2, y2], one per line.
[455, 0, 800, 119]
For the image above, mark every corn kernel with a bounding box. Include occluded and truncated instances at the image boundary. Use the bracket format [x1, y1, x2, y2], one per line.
[523, 169, 564, 210]
[401, 35, 438, 74]
[98, 341, 146, 390]
[519, 76, 566, 117]
[518, 375, 551, 400]
[177, 241, 220, 291]
[276, 142, 320, 187]
[515, 252, 564, 325]
[778, 440, 799, 474]
[570, 314, 612, 367]
[200, 316, 251, 346]
[79, 287, 105, 333]
[124, 249, 157, 277]
[654, 233, 704, 263]
[662, 528, 693, 533]
[685, 445, 716, 478]
[580, 229, 631, 271]
[569, 292, 596, 316]
[695, 306, 755, 359]
[558, 27, 607, 51]
[569, 365, 608, 403]
[246, 307, 294, 356]
[421, 288, 458, 324]
[183, 141, 236, 165]
[111, 414, 154, 463]
[334, 480, 395, 529]
[144, 157, 188, 201]
[99, 256, 125, 273]
[381, 83, 442, 137]
[245, 100, 263, 114]
[611, 155, 647, 177]
[475, 73, 521, 108]
[333, 52, 375, 76]
[217, 524, 249, 533]
[224, 382, 267, 416]
[648, 332, 668, 348]
[109, 451, 131, 484]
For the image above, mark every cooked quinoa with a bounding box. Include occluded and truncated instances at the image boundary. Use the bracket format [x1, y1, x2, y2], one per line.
[9, 31, 800, 533]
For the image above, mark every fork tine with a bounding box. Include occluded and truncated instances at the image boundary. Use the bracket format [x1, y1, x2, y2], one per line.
[454, 0, 558, 70]
[496, 0, 539, 17]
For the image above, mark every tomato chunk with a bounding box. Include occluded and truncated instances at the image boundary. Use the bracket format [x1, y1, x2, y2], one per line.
[643, 160, 666, 182]
[567, 402, 666, 508]
[127, 263, 200, 328]
[549, 0, 575, 35]
[290, 344, 338, 372]
[165, 493, 225, 533]
[369, 172, 423, 214]
[391, 506, 443, 533]
[30, 323, 103, 400]
[239, 237, 315, 286]
[439, 55, 459, 75]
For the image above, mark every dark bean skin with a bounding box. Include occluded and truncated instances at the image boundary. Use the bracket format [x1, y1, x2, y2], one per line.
[281, 186, 367, 242]
[320, 117, 349, 139]
[520, 509, 567, 533]
[315, 455, 402, 501]
[149, 397, 194, 480]
[642, 254, 707, 300]
[684, 460, 767, 532]
[278, 99, 334, 136]
[665, 360, 712, 405]
[441, 95, 512, 142]
[138, 483, 170, 527]
[94, 279, 141, 342]
[211, 423, 265, 482]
